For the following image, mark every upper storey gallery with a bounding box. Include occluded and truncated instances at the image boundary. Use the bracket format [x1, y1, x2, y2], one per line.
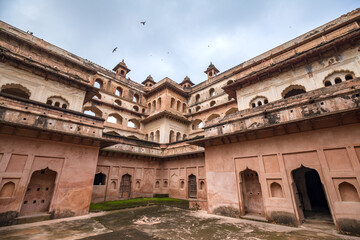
[0, 8, 359, 144]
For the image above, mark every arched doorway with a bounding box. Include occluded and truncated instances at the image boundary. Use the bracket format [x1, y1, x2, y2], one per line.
[291, 166, 332, 223]
[120, 174, 131, 199]
[240, 169, 264, 216]
[20, 168, 57, 216]
[188, 174, 197, 198]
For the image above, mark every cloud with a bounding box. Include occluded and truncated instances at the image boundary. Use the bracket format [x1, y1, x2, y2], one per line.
[1, 0, 359, 84]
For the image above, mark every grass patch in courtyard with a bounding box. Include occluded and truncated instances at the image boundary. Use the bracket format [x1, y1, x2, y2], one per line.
[90, 197, 189, 212]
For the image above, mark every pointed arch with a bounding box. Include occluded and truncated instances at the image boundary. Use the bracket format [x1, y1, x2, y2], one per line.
[207, 113, 220, 121]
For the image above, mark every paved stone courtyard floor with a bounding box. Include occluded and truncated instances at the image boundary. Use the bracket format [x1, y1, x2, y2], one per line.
[0, 206, 359, 240]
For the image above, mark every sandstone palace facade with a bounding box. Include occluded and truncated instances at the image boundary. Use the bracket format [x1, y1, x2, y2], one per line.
[1, 9, 360, 235]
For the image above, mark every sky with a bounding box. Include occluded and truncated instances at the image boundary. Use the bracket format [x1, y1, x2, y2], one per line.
[0, 0, 359, 85]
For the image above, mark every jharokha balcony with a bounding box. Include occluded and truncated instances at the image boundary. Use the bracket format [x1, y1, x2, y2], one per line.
[0, 92, 114, 147]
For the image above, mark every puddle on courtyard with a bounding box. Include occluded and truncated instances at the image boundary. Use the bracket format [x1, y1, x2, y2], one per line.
[0, 206, 355, 240]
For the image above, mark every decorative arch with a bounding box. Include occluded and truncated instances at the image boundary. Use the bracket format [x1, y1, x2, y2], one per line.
[94, 78, 103, 89]
[114, 99, 122, 106]
[225, 107, 238, 116]
[107, 113, 123, 125]
[281, 85, 306, 99]
[195, 106, 201, 112]
[192, 119, 203, 130]
[115, 86, 123, 97]
[133, 93, 140, 103]
[227, 80, 234, 85]
[209, 88, 215, 97]
[182, 103, 186, 113]
[249, 95, 269, 108]
[0, 181, 15, 198]
[157, 98, 162, 110]
[155, 130, 160, 143]
[195, 94, 200, 103]
[207, 113, 220, 121]
[170, 98, 175, 108]
[133, 105, 139, 112]
[1, 83, 31, 99]
[127, 119, 140, 129]
[176, 132, 181, 141]
[169, 130, 175, 143]
[210, 100, 216, 107]
[339, 182, 360, 202]
[83, 106, 103, 118]
[177, 100, 181, 111]
[46, 96, 69, 109]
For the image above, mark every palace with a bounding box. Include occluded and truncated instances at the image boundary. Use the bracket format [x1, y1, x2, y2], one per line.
[0, 8, 360, 235]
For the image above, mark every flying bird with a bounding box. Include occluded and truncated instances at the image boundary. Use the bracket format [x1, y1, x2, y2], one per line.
[140, 21, 146, 25]
[112, 47, 117, 53]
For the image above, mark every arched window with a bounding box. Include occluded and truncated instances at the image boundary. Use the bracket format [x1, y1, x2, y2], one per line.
[169, 130, 175, 143]
[209, 88, 215, 97]
[196, 106, 201, 112]
[177, 100, 181, 111]
[148, 103, 151, 113]
[133, 93, 139, 103]
[188, 109, 192, 114]
[183, 134, 187, 140]
[94, 172, 106, 185]
[170, 98, 175, 109]
[324, 81, 332, 87]
[207, 113, 220, 121]
[227, 80, 234, 85]
[345, 74, 354, 80]
[176, 132, 181, 141]
[133, 106, 139, 112]
[1, 83, 31, 99]
[195, 94, 200, 103]
[155, 181, 160, 188]
[114, 99, 122, 106]
[163, 181, 168, 187]
[210, 100, 216, 107]
[107, 113, 122, 125]
[282, 85, 306, 99]
[0, 181, 15, 198]
[46, 96, 69, 109]
[334, 77, 342, 84]
[182, 103, 186, 113]
[157, 98, 162, 110]
[127, 119, 140, 129]
[83, 106, 102, 118]
[94, 79, 103, 89]
[152, 100, 156, 112]
[250, 96, 269, 108]
[339, 182, 360, 202]
[115, 87, 122, 97]
[150, 132, 154, 141]
[192, 119, 203, 130]
[155, 130, 160, 143]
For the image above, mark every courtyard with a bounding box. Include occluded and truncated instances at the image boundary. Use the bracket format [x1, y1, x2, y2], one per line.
[0, 206, 358, 240]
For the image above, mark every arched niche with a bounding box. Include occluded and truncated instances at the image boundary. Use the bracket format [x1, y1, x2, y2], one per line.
[270, 182, 284, 198]
[339, 182, 360, 202]
[0, 181, 15, 198]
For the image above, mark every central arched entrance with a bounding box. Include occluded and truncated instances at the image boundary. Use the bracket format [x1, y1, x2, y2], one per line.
[120, 174, 131, 199]
[240, 169, 264, 216]
[291, 166, 332, 223]
[20, 168, 57, 216]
